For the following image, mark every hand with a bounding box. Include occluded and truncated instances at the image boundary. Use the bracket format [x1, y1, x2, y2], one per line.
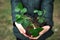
[29, 34, 40, 40]
[29, 25, 50, 40]
[39, 25, 50, 36]
[15, 22, 29, 37]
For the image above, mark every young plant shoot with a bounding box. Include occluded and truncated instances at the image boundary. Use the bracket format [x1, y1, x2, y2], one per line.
[15, 2, 47, 37]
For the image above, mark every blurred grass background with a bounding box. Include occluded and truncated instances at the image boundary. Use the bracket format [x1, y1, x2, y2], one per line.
[0, 0, 60, 40]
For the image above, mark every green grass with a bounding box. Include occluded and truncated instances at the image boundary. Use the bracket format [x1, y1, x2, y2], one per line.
[0, 0, 60, 40]
[0, 0, 16, 40]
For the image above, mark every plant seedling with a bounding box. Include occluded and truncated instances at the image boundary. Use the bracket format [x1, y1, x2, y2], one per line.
[15, 2, 47, 37]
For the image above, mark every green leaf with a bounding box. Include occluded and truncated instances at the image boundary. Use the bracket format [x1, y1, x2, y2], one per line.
[16, 18, 23, 24]
[18, 3, 24, 10]
[22, 19, 30, 28]
[29, 27, 43, 37]
[35, 27, 43, 32]
[38, 17, 45, 23]
[16, 14, 25, 24]
[38, 11, 43, 16]
[34, 10, 38, 13]
[15, 6, 20, 12]
[21, 8, 27, 14]
[16, 14, 21, 20]
[15, 2, 24, 12]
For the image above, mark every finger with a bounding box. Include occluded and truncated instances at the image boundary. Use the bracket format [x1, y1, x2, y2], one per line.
[30, 38, 37, 40]
[29, 37, 36, 39]
[23, 33, 29, 37]
[29, 36, 39, 39]
[31, 35, 33, 37]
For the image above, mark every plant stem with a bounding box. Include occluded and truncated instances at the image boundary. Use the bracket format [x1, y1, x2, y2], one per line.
[32, 24, 36, 29]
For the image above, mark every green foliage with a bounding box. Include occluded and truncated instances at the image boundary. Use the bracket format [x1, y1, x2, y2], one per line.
[16, 14, 21, 20]
[38, 11, 43, 16]
[15, 7, 20, 12]
[29, 27, 43, 37]
[16, 14, 31, 28]
[15, 2, 45, 37]
[17, 2, 24, 10]
[38, 17, 45, 23]
[15, 3, 24, 12]
[22, 19, 32, 28]
[34, 10, 46, 23]
[34, 10, 38, 13]
[20, 8, 27, 14]
[15, 2, 32, 28]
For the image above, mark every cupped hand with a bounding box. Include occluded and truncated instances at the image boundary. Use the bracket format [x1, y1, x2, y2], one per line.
[15, 22, 50, 39]
[29, 34, 40, 40]
[29, 25, 50, 40]
[15, 22, 29, 38]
